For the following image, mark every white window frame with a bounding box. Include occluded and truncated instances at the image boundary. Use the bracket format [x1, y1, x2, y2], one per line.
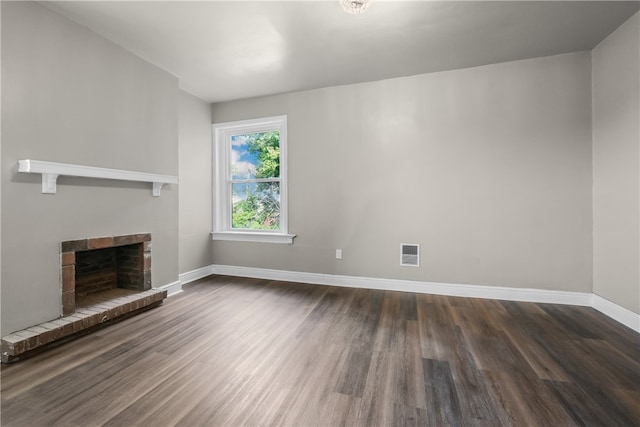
[212, 115, 295, 244]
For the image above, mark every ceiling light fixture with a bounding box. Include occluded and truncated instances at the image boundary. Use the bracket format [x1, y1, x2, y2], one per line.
[340, 0, 373, 15]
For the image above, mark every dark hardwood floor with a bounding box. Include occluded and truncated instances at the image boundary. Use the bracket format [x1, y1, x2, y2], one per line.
[2, 275, 639, 426]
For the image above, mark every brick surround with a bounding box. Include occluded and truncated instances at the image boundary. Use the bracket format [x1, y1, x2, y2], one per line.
[60, 234, 152, 315]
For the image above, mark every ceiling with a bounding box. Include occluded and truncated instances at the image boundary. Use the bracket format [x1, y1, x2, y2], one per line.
[45, 1, 640, 104]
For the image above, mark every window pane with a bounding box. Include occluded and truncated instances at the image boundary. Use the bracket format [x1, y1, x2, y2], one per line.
[231, 131, 280, 180]
[232, 182, 280, 230]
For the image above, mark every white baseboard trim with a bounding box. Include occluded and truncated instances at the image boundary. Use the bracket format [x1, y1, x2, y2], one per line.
[591, 294, 640, 333]
[157, 280, 183, 297]
[159, 265, 219, 299]
[180, 264, 638, 333]
[157, 265, 218, 298]
[179, 265, 217, 285]
[211, 264, 592, 306]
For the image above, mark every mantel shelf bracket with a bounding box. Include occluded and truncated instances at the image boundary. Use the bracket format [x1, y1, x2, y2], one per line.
[42, 173, 59, 194]
[152, 182, 164, 197]
[18, 159, 178, 197]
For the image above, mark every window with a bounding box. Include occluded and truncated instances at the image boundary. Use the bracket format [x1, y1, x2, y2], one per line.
[212, 115, 295, 244]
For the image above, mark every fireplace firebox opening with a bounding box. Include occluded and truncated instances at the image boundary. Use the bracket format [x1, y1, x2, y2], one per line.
[60, 234, 152, 315]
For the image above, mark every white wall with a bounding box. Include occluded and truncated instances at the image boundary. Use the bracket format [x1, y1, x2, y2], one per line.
[1, 2, 180, 336]
[211, 52, 593, 293]
[592, 12, 640, 314]
[179, 91, 213, 274]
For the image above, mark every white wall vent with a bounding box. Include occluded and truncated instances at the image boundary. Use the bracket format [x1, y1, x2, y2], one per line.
[400, 244, 420, 267]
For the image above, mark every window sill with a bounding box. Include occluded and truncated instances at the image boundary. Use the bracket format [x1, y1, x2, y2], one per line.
[211, 231, 296, 245]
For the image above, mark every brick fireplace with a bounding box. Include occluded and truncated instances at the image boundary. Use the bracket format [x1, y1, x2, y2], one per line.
[61, 234, 152, 315]
[1, 233, 167, 363]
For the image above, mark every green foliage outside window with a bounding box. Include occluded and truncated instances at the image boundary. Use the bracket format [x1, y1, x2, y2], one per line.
[232, 131, 281, 230]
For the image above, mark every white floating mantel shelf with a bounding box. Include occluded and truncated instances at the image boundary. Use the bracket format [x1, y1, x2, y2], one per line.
[18, 159, 178, 196]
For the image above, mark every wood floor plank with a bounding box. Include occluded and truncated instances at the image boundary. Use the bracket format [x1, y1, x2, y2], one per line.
[334, 344, 374, 397]
[483, 370, 576, 427]
[446, 327, 509, 426]
[401, 320, 428, 409]
[393, 403, 429, 427]
[545, 379, 639, 426]
[103, 361, 215, 426]
[321, 392, 361, 427]
[53, 352, 174, 426]
[569, 338, 640, 390]
[422, 358, 462, 426]
[416, 294, 457, 361]
[359, 350, 398, 427]
[499, 320, 572, 381]
[2, 275, 638, 427]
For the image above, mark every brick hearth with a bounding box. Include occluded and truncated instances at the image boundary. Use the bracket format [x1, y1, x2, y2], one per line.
[1, 288, 166, 363]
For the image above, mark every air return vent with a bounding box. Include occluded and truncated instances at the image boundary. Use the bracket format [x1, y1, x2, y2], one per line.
[400, 244, 420, 267]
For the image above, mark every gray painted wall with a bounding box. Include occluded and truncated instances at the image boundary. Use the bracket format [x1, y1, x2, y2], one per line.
[1, 2, 179, 336]
[211, 52, 593, 293]
[592, 12, 640, 314]
[0, 2, 3, 334]
[3, 1, 634, 337]
[179, 91, 213, 274]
